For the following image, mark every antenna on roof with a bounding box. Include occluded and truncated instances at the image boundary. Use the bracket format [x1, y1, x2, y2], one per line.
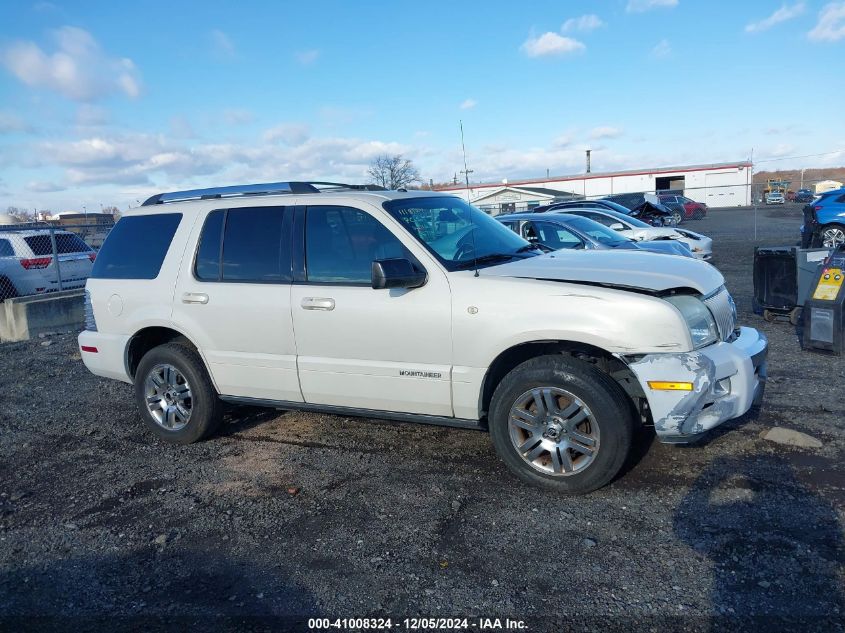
[459, 120, 479, 277]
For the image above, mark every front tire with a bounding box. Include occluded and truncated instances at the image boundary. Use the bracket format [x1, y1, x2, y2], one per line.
[820, 224, 845, 249]
[489, 355, 635, 494]
[134, 343, 223, 444]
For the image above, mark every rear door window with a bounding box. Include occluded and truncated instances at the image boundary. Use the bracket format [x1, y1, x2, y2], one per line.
[91, 213, 182, 280]
[25, 233, 92, 255]
[222, 207, 288, 282]
[0, 239, 13, 257]
[195, 207, 290, 283]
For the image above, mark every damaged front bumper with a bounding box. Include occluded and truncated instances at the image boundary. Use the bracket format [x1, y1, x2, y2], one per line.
[627, 327, 768, 443]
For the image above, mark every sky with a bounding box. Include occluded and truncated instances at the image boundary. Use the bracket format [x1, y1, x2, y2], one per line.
[0, 0, 844, 212]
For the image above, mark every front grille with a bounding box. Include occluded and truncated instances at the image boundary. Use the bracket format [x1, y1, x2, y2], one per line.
[703, 287, 737, 341]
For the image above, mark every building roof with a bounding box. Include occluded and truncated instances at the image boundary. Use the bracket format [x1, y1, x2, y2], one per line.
[434, 161, 752, 192]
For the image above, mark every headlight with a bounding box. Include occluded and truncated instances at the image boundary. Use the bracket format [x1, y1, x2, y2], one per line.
[665, 295, 719, 349]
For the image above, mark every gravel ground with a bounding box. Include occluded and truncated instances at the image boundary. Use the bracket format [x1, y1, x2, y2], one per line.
[1, 204, 843, 632]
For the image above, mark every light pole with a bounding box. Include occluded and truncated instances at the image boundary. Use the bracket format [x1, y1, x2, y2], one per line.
[800, 168, 805, 190]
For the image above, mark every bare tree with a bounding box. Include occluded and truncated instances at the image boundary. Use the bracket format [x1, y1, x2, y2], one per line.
[367, 155, 421, 190]
[6, 206, 35, 222]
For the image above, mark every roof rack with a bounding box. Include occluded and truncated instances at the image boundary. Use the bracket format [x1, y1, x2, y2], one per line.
[141, 181, 386, 206]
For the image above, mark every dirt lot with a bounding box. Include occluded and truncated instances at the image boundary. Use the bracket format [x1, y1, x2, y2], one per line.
[1, 205, 843, 632]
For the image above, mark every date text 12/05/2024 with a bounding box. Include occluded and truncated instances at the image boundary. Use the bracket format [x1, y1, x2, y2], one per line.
[307, 617, 528, 630]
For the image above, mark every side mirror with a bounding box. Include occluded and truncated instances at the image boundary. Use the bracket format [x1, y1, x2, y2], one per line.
[371, 258, 426, 290]
[609, 222, 625, 231]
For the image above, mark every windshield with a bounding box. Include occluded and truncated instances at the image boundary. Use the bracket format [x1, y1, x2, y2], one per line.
[383, 196, 539, 271]
[599, 200, 640, 216]
[564, 216, 631, 246]
[594, 208, 652, 229]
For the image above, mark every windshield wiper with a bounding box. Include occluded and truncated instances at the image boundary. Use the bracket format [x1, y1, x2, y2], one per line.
[515, 244, 543, 253]
[454, 253, 525, 270]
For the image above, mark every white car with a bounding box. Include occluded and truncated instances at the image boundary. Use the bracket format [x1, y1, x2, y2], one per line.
[765, 192, 785, 205]
[79, 182, 767, 494]
[0, 229, 96, 301]
[560, 207, 713, 260]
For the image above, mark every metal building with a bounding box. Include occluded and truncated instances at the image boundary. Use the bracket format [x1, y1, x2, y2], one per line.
[435, 161, 752, 214]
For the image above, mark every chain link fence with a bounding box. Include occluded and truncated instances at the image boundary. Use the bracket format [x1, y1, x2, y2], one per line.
[0, 221, 114, 303]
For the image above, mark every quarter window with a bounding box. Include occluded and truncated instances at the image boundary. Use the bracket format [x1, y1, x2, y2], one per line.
[305, 206, 410, 284]
[0, 239, 13, 257]
[91, 213, 182, 280]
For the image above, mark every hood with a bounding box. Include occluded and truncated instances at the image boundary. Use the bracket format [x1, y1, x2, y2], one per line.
[482, 250, 723, 294]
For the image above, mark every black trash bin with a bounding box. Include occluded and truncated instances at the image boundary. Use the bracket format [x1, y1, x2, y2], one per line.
[753, 246, 831, 324]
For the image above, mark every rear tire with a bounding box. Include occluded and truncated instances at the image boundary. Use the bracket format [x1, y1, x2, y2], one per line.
[134, 343, 223, 444]
[489, 355, 634, 494]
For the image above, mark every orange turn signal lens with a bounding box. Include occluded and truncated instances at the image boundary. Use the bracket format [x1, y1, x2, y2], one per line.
[647, 381, 694, 391]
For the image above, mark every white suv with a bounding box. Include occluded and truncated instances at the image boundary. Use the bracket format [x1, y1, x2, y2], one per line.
[0, 229, 96, 301]
[79, 181, 768, 494]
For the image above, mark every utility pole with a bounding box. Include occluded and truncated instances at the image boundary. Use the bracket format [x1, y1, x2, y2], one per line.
[585, 149, 592, 174]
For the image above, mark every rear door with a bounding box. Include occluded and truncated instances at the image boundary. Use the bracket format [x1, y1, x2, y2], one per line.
[171, 205, 303, 402]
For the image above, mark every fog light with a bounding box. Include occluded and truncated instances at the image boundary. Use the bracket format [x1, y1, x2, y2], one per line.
[648, 381, 694, 391]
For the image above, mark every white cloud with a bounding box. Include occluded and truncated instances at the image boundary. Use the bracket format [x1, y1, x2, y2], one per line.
[745, 2, 806, 33]
[651, 39, 672, 58]
[0, 111, 31, 133]
[262, 123, 310, 145]
[562, 14, 604, 32]
[0, 26, 141, 101]
[209, 29, 236, 58]
[626, 0, 678, 13]
[521, 32, 585, 57]
[459, 98, 478, 110]
[589, 126, 623, 140]
[27, 181, 65, 193]
[295, 49, 320, 65]
[808, 2, 845, 41]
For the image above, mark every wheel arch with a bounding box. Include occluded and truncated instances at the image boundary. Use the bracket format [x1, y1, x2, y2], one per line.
[478, 340, 645, 425]
[125, 325, 201, 380]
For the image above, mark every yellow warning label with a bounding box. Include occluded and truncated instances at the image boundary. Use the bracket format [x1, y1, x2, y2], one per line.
[813, 267, 844, 301]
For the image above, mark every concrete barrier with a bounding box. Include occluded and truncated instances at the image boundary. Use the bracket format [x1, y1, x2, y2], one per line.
[0, 289, 85, 342]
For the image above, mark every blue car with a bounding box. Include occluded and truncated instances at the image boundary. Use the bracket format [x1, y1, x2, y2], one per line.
[810, 188, 845, 248]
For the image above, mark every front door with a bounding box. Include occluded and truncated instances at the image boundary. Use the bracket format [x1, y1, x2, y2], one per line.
[290, 204, 453, 416]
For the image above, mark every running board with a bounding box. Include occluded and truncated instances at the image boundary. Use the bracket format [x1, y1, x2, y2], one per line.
[219, 396, 486, 431]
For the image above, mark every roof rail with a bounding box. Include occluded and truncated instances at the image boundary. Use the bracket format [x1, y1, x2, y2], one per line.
[141, 181, 387, 206]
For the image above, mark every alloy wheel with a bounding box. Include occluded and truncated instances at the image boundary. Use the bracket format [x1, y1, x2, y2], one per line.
[144, 363, 193, 431]
[508, 387, 600, 476]
[821, 227, 845, 249]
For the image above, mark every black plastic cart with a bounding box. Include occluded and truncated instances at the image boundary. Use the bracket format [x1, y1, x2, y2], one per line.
[753, 246, 831, 324]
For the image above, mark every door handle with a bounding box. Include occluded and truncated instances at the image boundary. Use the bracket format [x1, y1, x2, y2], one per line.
[301, 297, 335, 311]
[182, 292, 209, 304]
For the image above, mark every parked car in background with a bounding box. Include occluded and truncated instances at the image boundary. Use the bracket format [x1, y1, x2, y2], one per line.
[0, 229, 96, 301]
[558, 207, 713, 260]
[653, 197, 686, 225]
[658, 194, 708, 220]
[497, 213, 694, 257]
[809, 187, 845, 248]
[765, 191, 785, 205]
[534, 198, 674, 227]
[794, 189, 814, 203]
